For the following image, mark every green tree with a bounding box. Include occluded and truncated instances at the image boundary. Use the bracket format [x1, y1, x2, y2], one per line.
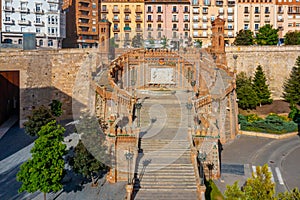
[23, 105, 55, 136]
[161, 36, 169, 49]
[284, 31, 300, 45]
[131, 34, 144, 48]
[233, 29, 254, 45]
[277, 188, 300, 200]
[70, 140, 107, 186]
[283, 56, 300, 105]
[194, 39, 203, 48]
[236, 72, 259, 109]
[70, 115, 109, 186]
[17, 121, 66, 200]
[252, 65, 273, 106]
[224, 181, 245, 200]
[224, 164, 275, 200]
[49, 100, 62, 117]
[255, 24, 279, 45]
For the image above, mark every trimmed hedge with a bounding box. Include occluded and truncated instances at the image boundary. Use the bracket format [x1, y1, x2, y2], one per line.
[238, 113, 298, 134]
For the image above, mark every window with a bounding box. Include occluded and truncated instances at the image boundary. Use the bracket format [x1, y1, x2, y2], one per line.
[157, 24, 162, 30]
[36, 15, 41, 23]
[255, 24, 259, 30]
[21, 27, 26, 32]
[48, 40, 53, 47]
[113, 5, 118, 11]
[35, 3, 42, 12]
[184, 6, 189, 12]
[39, 39, 43, 46]
[49, 4, 56, 11]
[172, 6, 177, 12]
[102, 5, 107, 11]
[18, 39, 22, 44]
[114, 33, 118, 40]
[158, 32, 162, 38]
[21, 14, 26, 21]
[157, 15, 162, 21]
[244, 24, 249, 30]
[157, 6, 162, 13]
[265, 7, 269, 13]
[173, 24, 177, 29]
[36, 28, 41, 33]
[5, 13, 11, 21]
[51, 16, 55, 24]
[184, 15, 189, 21]
[113, 15, 118, 20]
[244, 7, 249, 13]
[203, 7, 208, 13]
[92, 3, 96, 9]
[255, 7, 259, 13]
[211, 16, 215, 21]
[92, 27, 96, 32]
[228, 23, 233, 29]
[5, 26, 10, 32]
[147, 15, 152, 21]
[184, 32, 188, 38]
[20, 2, 27, 10]
[147, 6, 152, 12]
[173, 32, 177, 38]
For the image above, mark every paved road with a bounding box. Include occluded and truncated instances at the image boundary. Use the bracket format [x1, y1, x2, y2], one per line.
[215, 134, 300, 194]
[0, 123, 126, 200]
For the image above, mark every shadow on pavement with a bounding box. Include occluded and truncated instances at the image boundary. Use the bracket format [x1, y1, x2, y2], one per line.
[0, 122, 36, 161]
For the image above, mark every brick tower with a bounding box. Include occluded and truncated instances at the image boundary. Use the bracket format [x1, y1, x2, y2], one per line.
[211, 17, 227, 67]
[98, 19, 111, 54]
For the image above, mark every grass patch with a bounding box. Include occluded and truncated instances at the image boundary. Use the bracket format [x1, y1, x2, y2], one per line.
[205, 179, 224, 200]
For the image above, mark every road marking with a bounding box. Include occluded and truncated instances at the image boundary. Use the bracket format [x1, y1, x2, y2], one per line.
[268, 167, 275, 183]
[275, 167, 284, 185]
[252, 165, 257, 177]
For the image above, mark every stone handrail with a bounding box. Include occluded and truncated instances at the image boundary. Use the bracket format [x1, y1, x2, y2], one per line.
[194, 95, 212, 111]
[188, 128, 205, 199]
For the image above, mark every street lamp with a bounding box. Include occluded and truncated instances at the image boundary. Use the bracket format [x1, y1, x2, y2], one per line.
[125, 151, 134, 184]
[135, 102, 142, 127]
[198, 151, 207, 185]
[233, 54, 238, 74]
[191, 80, 196, 96]
[186, 102, 193, 127]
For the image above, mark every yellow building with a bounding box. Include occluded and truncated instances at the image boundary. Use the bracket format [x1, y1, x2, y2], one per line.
[191, 0, 236, 47]
[101, 0, 145, 47]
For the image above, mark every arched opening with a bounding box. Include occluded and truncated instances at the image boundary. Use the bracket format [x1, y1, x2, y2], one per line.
[39, 39, 43, 46]
[18, 39, 22, 44]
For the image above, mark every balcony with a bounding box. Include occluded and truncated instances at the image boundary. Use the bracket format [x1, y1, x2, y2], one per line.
[157, 10, 163, 13]
[135, 8, 143, 13]
[193, 19, 199, 22]
[277, 18, 284, 22]
[264, 18, 270, 22]
[193, 26, 201, 30]
[277, 10, 283, 14]
[18, 20, 30, 25]
[3, 6, 14, 12]
[172, 28, 178, 31]
[78, 5, 90, 11]
[200, 26, 209, 30]
[34, 9, 44, 14]
[146, 10, 153, 13]
[193, 10, 199, 14]
[265, 11, 270, 14]
[3, 19, 15, 25]
[225, 26, 234, 30]
[172, 18, 179, 22]
[78, 22, 90, 27]
[244, 17, 250, 22]
[113, 18, 120, 22]
[147, 27, 153, 31]
[36, 33, 46, 37]
[113, 9, 120, 13]
[147, 19, 153, 22]
[136, 28, 142, 32]
[101, 8, 108, 13]
[124, 27, 131, 32]
[113, 28, 120, 32]
[254, 17, 260, 22]
[157, 18, 163, 22]
[19, 7, 30, 13]
[227, 9, 234, 14]
[124, 8, 131, 13]
[184, 27, 190, 31]
[78, 14, 90, 19]
[228, 0, 235, 6]
[172, 10, 178, 13]
[202, 10, 208, 14]
[184, 19, 190, 22]
[124, 18, 131, 22]
[227, 18, 234, 22]
[136, 17, 142, 22]
[34, 21, 45, 26]
[244, 10, 249, 14]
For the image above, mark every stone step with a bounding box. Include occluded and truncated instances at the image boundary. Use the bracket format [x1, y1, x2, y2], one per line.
[137, 184, 197, 189]
[133, 191, 198, 200]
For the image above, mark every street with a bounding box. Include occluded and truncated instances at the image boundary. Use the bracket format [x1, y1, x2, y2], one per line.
[216, 134, 300, 194]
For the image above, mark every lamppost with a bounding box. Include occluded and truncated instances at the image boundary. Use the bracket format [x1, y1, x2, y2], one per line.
[135, 102, 142, 127]
[233, 54, 238, 74]
[191, 80, 196, 96]
[125, 150, 134, 184]
[198, 151, 207, 185]
[186, 102, 193, 127]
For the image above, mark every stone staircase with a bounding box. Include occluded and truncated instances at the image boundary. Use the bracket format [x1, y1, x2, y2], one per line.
[133, 92, 199, 200]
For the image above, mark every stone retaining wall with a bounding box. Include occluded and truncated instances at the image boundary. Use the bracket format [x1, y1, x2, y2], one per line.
[239, 130, 298, 139]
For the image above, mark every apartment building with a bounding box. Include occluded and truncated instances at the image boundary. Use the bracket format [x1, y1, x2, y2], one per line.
[144, 0, 190, 46]
[236, 0, 276, 36]
[276, 0, 300, 39]
[1, 0, 66, 48]
[100, 0, 144, 47]
[190, 0, 236, 46]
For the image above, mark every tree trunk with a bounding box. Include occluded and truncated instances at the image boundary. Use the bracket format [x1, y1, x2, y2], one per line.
[44, 192, 46, 200]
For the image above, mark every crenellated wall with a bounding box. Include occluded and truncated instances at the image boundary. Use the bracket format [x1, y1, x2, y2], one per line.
[226, 45, 300, 99]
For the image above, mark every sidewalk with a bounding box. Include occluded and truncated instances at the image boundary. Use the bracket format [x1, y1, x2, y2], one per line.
[0, 115, 18, 140]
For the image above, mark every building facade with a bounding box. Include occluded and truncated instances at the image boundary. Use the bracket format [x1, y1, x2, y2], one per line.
[1, 0, 66, 48]
[236, 0, 276, 37]
[100, 0, 144, 48]
[190, 0, 236, 46]
[275, 0, 300, 39]
[144, 0, 190, 47]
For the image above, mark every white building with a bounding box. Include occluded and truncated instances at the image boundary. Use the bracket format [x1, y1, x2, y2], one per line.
[1, 0, 66, 48]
